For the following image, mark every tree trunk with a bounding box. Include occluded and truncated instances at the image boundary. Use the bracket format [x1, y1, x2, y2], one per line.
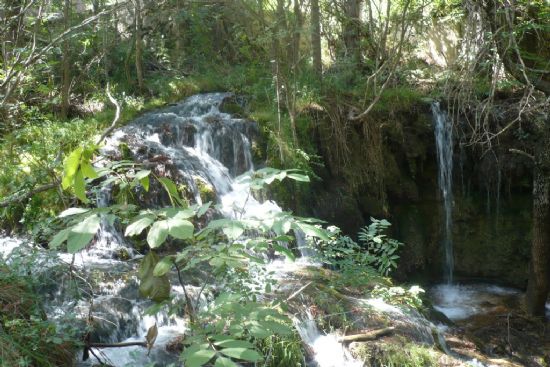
[311, 0, 322, 78]
[343, 0, 362, 65]
[173, 0, 183, 68]
[526, 126, 550, 316]
[135, 0, 145, 93]
[60, 0, 71, 119]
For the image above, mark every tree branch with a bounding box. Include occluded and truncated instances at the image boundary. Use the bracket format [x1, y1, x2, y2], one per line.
[0, 183, 58, 208]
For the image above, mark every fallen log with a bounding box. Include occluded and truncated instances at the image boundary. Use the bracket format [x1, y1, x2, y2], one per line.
[337, 327, 395, 343]
[87, 341, 147, 349]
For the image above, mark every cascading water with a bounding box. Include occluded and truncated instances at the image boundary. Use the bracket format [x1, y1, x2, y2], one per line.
[0, 93, 361, 366]
[432, 102, 454, 284]
[101, 93, 358, 366]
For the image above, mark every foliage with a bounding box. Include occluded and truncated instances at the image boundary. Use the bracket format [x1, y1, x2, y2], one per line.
[358, 219, 403, 276]
[0, 251, 79, 367]
[52, 147, 331, 365]
[316, 219, 403, 279]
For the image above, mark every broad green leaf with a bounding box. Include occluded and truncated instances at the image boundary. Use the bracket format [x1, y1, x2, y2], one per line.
[62, 147, 83, 189]
[293, 223, 329, 241]
[134, 170, 151, 191]
[222, 221, 244, 240]
[49, 228, 70, 249]
[73, 169, 89, 203]
[219, 348, 262, 362]
[81, 162, 98, 179]
[184, 349, 216, 367]
[168, 218, 194, 240]
[197, 201, 212, 217]
[153, 256, 174, 276]
[58, 207, 90, 218]
[138, 252, 170, 302]
[287, 173, 310, 182]
[248, 323, 270, 338]
[272, 244, 295, 261]
[134, 170, 151, 180]
[158, 177, 184, 206]
[125, 216, 155, 237]
[67, 214, 101, 253]
[215, 357, 240, 367]
[147, 220, 169, 248]
[263, 320, 292, 335]
[171, 208, 195, 220]
[273, 218, 292, 235]
[140, 176, 150, 191]
[214, 340, 254, 349]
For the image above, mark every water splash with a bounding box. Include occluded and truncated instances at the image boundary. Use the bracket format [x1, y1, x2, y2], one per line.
[294, 312, 362, 367]
[432, 102, 454, 283]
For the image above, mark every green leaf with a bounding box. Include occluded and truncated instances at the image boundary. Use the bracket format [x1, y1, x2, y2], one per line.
[49, 228, 70, 249]
[62, 147, 83, 189]
[153, 256, 174, 276]
[219, 348, 262, 362]
[81, 162, 98, 179]
[168, 218, 194, 240]
[197, 201, 212, 217]
[138, 252, 171, 302]
[158, 177, 184, 206]
[287, 173, 310, 182]
[73, 169, 89, 203]
[214, 357, 240, 367]
[293, 222, 329, 241]
[213, 340, 254, 349]
[67, 214, 101, 253]
[272, 244, 295, 261]
[134, 170, 151, 191]
[222, 221, 244, 240]
[58, 207, 90, 218]
[125, 216, 155, 237]
[147, 220, 169, 248]
[184, 349, 216, 367]
[171, 208, 195, 220]
[273, 218, 292, 235]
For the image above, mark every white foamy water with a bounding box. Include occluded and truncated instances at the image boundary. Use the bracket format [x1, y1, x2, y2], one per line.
[295, 313, 362, 367]
[430, 283, 519, 320]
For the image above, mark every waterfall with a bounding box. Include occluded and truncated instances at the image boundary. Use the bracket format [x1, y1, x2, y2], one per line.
[432, 102, 454, 284]
[1, 93, 360, 366]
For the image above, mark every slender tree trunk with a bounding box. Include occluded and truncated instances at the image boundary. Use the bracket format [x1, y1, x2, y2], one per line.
[526, 127, 550, 316]
[311, 0, 322, 78]
[173, 0, 183, 68]
[61, 0, 72, 119]
[343, 0, 362, 66]
[135, 0, 145, 93]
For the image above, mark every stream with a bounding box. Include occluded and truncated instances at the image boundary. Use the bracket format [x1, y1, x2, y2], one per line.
[1, 94, 548, 367]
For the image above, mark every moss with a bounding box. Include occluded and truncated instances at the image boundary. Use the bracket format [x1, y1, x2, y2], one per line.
[118, 142, 133, 160]
[352, 341, 440, 367]
[194, 177, 216, 203]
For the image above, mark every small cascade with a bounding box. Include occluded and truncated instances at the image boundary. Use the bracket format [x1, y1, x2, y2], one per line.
[432, 102, 454, 283]
[294, 312, 362, 367]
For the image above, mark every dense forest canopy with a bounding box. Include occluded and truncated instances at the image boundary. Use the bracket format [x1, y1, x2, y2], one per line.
[1, 0, 549, 366]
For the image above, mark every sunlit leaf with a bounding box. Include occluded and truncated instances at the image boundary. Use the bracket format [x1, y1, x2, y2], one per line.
[58, 207, 90, 218]
[125, 215, 155, 237]
[147, 220, 169, 248]
[219, 347, 262, 362]
[214, 357, 240, 367]
[67, 214, 100, 253]
[168, 218, 194, 240]
[153, 256, 174, 276]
